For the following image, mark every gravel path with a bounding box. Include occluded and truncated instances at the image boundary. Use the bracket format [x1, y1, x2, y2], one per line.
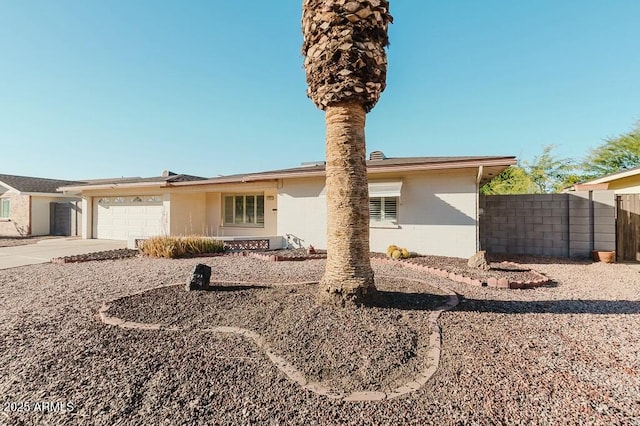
[1, 255, 639, 425]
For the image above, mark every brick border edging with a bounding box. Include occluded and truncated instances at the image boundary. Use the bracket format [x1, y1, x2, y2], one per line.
[372, 257, 550, 290]
[235, 252, 550, 289]
[98, 277, 459, 402]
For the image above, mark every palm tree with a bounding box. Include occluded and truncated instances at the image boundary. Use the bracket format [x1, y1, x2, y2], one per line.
[302, 0, 392, 306]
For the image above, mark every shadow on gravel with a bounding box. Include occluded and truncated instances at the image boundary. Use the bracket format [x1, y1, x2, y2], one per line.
[205, 284, 270, 292]
[364, 290, 449, 311]
[489, 254, 591, 266]
[456, 299, 640, 315]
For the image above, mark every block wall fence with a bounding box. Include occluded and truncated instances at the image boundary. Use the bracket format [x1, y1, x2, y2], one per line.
[479, 191, 616, 259]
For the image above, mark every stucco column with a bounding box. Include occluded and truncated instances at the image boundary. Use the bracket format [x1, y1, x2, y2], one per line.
[81, 196, 92, 239]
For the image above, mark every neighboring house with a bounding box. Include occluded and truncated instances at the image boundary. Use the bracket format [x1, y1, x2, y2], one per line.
[0, 174, 85, 237]
[59, 153, 516, 258]
[571, 167, 640, 262]
[572, 166, 640, 194]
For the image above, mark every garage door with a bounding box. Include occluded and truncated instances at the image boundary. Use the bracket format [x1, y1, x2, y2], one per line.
[93, 196, 164, 240]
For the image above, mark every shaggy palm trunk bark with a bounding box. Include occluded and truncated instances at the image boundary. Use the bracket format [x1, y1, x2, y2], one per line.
[302, 0, 392, 306]
[318, 102, 376, 306]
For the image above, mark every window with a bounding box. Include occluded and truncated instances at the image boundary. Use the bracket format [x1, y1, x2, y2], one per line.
[0, 198, 9, 218]
[370, 197, 398, 224]
[223, 194, 265, 226]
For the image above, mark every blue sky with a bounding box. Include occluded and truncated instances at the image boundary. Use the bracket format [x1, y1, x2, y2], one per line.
[1, 1, 639, 181]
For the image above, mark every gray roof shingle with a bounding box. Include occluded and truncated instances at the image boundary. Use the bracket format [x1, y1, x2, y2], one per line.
[0, 174, 86, 193]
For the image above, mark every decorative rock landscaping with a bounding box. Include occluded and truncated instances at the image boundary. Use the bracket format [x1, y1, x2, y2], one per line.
[1, 254, 639, 424]
[50, 248, 140, 264]
[241, 249, 551, 289]
[99, 278, 459, 401]
[384, 258, 550, 289]
[49, 247, 549, 290]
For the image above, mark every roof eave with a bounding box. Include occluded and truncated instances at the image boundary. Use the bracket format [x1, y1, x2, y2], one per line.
[583, 168, 640, 185]
[0, 181, 20, 193]
[162, 158, 518, 186]
[572, 183, 611, 191]
[58, 181, 168, 193]
[21, 192, 81, 197]
[366, 157, 517, 174]
[57, 157, 518, 191]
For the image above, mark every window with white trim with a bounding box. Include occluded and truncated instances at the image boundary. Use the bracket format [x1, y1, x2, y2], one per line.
[370, 197, 398, 224]
[223, 194, 264, 227]
[0, 198, 9, 218]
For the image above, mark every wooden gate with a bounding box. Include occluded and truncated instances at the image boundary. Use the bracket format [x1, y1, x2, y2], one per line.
[616, 194, 640, 262]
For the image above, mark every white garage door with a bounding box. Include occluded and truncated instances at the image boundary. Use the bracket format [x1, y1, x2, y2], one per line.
[93, 196, 164, 240]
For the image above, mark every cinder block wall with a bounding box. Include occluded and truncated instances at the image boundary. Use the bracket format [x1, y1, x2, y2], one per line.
[480, 191, 616, 259]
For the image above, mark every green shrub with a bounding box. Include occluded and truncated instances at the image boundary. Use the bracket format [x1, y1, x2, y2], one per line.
[140, 236, 224, 258]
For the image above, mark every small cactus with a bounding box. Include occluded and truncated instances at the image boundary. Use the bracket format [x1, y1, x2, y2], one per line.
[387, 244, 412, 259]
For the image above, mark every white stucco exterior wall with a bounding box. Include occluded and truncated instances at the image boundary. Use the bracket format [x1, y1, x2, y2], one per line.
[81, 197, 92, 239]
[169, 192, 207, 236]
[277, 178, 327, 249]
[369, 170, 478, 257]
[30, 196, 56, 236]
[277, 169, 479, 258]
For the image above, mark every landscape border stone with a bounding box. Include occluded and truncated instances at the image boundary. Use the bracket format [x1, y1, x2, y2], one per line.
[98, 276, 459, 402]
[372, 257, 550, 290]
[239, 251, 550, 289]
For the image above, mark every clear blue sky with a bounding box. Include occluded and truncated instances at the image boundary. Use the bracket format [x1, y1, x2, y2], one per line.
[1, 1, 639, 181]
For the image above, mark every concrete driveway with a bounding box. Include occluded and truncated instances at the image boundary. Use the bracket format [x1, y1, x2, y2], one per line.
[0, 238, 127, 270]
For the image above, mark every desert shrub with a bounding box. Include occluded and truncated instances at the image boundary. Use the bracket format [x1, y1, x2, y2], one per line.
[386, 245, 398, 256]
[140, 236, 224, 258]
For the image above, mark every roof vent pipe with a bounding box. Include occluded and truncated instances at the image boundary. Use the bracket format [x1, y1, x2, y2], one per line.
[369, 151, 387, 160]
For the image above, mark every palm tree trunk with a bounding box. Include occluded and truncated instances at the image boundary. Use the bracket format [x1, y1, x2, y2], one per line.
[318, 102, 376, 306]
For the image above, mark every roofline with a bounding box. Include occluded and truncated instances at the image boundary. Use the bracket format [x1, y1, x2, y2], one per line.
[23, 192, 82, 197]
[571, 183, 610, 191]
[0, 181, 19, 193]
[58, 157, 517, 192]
[581, 166, 640, 185]
[1, 176, 85, 193]
[59, 181, 168, 193]
[169, 157, 517, 187]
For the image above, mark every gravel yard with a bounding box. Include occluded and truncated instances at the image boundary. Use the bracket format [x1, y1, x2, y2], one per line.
[1, 255, 639, 425]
